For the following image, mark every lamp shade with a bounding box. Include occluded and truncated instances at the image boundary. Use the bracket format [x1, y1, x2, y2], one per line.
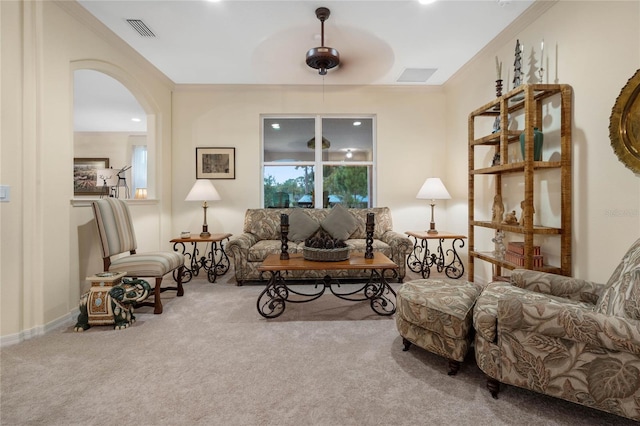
[96, 169, 117, 187]
[416, 178, 451, 200]
[134, 188, 148, 199]
[185, 180, 221, 201]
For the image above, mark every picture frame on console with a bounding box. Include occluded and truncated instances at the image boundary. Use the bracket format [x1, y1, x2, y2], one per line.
[73, 157, 110, 196]
[196, 147, 235, 179]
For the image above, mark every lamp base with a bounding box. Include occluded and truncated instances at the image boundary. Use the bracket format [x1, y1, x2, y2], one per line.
[427, 229, 439, 234]
[200, 223, 210, 238]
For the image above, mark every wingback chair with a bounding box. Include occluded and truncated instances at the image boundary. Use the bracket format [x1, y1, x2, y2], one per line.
[92, 198, 185, 314]
[473, 237, 640, 421]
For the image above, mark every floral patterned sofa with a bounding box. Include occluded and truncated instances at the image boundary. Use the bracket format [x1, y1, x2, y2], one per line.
[226, 207, 412, 284]
[473, 237, 640, 421]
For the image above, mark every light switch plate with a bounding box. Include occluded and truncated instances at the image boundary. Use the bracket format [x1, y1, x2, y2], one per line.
[0, 185, 10, 202]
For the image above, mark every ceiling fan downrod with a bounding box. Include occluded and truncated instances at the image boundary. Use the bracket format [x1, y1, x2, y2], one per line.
[306, 7, 340, 76]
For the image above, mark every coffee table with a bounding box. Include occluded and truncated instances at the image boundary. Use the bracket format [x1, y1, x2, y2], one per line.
[256, 252, 398, 318]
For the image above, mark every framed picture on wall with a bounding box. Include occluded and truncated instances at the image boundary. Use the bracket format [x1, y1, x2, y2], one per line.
[196, 147, 235, 179]
[73, 157, 110, 196]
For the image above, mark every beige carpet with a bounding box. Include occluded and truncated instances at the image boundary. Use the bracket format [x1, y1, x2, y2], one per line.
[0, 268, 634, 426]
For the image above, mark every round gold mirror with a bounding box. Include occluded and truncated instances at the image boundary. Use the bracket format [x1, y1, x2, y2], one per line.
[610, 69, 640, 174]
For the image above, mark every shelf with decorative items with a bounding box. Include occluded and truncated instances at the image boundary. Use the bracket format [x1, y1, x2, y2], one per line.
[468, 83, 572, 281]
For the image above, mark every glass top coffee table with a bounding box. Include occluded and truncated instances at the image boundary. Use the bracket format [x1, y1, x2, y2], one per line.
[256, 252, 398, 318]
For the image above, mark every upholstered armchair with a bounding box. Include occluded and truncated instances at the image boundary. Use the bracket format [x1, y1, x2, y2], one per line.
[92, 198, 185, 314]
[473, 237, 640, 421]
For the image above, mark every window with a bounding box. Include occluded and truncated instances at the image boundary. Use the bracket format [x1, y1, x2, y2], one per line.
[131, 144, 147, 195]
[262, 116, 375, 208]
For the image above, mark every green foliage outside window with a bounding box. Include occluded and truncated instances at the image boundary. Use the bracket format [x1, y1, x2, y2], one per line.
[264, 165, 368, 208]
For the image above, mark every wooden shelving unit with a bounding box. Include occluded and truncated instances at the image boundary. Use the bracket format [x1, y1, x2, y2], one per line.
[468, 84, 572, 280]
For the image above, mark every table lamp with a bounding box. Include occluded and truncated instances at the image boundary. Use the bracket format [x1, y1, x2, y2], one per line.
[185, 180, 221, 237]
[416, 177, 451, 234]
[134, 188, 148, 199]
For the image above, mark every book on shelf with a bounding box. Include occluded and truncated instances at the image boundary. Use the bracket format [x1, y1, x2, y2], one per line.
[505, 251, 544, 268]
[507, 241, 541, 256]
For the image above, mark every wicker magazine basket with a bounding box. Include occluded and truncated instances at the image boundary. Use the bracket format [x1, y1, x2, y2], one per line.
[303, 246, 350, 262]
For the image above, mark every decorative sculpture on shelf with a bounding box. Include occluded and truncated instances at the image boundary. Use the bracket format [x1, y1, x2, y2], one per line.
[491, 194, 505, 224]
[492, 230, 506, 260]
[108, 165, 131, 199]
[502, 210, 518, 225]
[519, 200, 535, 227]
[513, 39, 523, 90]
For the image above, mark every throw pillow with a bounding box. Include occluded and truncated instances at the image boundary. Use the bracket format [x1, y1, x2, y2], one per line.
[321, 204, 358, 241]
[288, 209, 320, 242]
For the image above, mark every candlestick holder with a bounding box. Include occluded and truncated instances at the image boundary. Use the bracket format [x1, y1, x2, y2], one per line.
[280, 214, 289, 260]
[365, 213, 375, 259]
[495, 79, 503, 98]
[538, 67, 544, 83]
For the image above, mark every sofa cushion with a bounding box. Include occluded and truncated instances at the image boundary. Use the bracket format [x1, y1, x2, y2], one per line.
[345, 239, 392, 258]
[350, 208, 391, 240]
[247, 240, 302, 262]
[288, 209, 320, 242]
[474, 281, 595, 343]
[321, 204, 358, 241]
[244, 209, 284, 240]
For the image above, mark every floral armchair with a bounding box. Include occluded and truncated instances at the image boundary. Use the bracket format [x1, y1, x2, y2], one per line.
[473, 237, 640, 421]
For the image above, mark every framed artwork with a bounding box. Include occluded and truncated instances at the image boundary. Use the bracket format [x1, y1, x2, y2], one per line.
[73, 158, 110, 196]
[196, 147, 235, 179]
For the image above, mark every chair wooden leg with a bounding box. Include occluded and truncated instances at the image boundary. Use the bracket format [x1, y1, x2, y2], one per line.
[176, 265, 184, 297]
[154, 277, 163, 314]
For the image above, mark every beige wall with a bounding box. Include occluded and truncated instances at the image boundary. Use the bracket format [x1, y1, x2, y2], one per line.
[171, 85, 448, 237]
[444, 0, 640, 283]
[2, 0, 639, 343]
[1, 0, 174, 343]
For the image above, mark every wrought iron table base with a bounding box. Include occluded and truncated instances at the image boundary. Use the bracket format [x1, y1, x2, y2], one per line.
[257, 269, 397, 319]
[407, 237, 465, 279]
[172, 240, 230, 283]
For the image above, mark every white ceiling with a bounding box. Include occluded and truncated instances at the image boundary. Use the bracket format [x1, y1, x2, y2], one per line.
[73, 0, 535, 131]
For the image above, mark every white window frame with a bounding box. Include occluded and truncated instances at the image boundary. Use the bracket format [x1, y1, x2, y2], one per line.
[261, 114, 377, 208]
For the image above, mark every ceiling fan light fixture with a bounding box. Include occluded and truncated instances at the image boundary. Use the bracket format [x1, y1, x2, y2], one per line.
[306, 7, 340, 75]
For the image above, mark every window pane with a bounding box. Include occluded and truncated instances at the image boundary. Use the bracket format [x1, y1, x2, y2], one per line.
[322, 165, 371, 208]
[264, 165, 315, 208]
[322, 118, 373, 161]
[264, 118, 315, 162]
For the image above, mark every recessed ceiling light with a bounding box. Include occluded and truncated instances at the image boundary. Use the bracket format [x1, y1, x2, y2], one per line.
[131, 117, 141, 122]
[418, 0, 437, 4]
[271, 123, 280, 130]
[353, 121, 361, 126]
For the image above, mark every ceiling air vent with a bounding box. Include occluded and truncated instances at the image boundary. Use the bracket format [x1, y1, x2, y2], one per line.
[126, 19, 156, 37]
[397, 68, 437, 83]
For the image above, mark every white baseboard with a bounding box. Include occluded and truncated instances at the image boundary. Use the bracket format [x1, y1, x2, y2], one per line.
[0, 309, 79, 348]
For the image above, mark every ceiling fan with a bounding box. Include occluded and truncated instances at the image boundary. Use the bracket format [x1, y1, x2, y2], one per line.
[305, 7, 340, 75]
